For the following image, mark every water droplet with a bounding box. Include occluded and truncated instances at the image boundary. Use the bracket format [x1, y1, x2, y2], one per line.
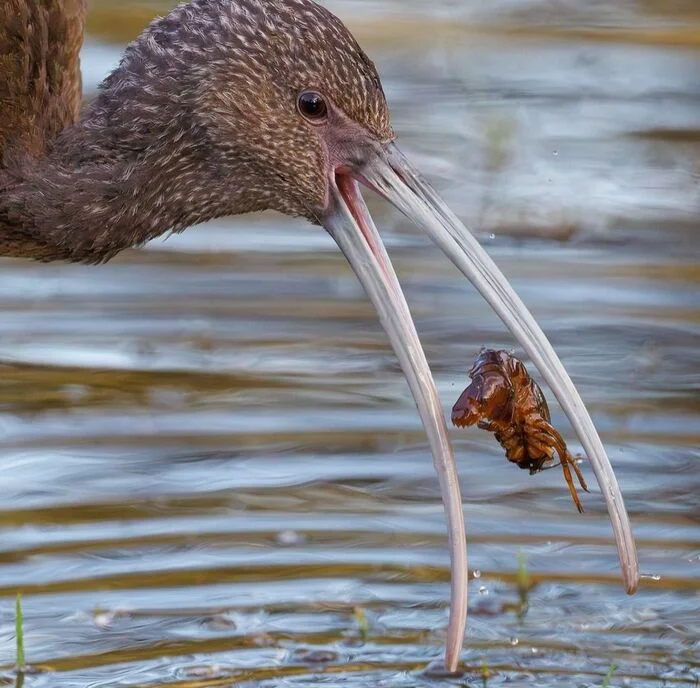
[510, 637, 519, 646]
[531, 647, 538, 654]
[552, 150, 559, 156]
[93, 610, 116, 629]
[641, 573, 662, 581]
[489, 233, 496, 240]
[479, 586, 488, 595]
[473, 570, 481, 579]
[276, 530, 305, 546]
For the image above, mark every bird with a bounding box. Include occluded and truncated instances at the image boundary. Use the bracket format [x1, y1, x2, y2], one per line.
[0, 0, 638, 672]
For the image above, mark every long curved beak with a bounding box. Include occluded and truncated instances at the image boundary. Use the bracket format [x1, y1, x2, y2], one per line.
[322, 141, 639, 673]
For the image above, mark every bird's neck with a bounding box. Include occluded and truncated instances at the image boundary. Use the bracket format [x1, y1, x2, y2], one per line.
[0, 99, 264, 263]
[1, 122, 212, 263]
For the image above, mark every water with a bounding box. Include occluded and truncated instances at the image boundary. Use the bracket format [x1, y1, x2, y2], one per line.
[1, 1, 698, 686]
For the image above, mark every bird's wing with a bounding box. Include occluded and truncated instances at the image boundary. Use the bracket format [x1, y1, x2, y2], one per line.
[0, 0, 86, 161]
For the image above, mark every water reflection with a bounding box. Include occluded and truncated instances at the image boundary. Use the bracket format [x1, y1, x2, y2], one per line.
[0, 0, 698, 686]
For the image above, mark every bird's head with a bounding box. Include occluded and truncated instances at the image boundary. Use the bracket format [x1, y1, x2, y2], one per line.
[195, 0, 395, 221]
[90, 0, 639, 671]
[103, 0, 394, 223]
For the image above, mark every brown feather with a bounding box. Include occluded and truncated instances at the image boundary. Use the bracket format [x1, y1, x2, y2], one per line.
[0, 0, 393, 263]
[0, 0, 86, 158]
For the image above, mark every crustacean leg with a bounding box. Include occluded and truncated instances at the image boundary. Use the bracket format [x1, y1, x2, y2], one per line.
[529, 417, 589, 513]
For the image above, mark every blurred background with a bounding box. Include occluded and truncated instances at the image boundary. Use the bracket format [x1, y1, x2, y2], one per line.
[1, 1, 699, 686]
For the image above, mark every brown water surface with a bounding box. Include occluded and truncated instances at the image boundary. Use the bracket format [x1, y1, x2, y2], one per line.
[1, 1, 699, 686]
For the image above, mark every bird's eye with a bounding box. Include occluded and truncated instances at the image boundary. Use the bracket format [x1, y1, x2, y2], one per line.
[297, 91, 328, 121]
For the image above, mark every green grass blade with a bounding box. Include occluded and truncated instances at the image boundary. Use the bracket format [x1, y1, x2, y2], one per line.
[601, 661, 618, 687]
[15, 593, 25, 670]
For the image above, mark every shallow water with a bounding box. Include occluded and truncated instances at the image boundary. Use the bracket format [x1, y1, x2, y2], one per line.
[1, 1, 699, 686]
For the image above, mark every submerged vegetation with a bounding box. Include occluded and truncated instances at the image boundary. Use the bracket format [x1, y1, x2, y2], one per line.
[515, 550, 531, 621]
[15, 594, 24, 672]
[353, 606, 370, 640]
[602, 662, 619, 688]
[480, 661, 492, 687]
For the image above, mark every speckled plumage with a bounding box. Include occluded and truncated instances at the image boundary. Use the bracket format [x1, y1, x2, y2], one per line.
[0, 0, 393, 262]
[0, 0, 86, 159]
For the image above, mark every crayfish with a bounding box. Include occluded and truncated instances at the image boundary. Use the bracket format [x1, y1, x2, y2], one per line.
[452, 349, 589, 512]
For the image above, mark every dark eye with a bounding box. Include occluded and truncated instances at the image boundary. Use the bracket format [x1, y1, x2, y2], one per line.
[297, 91, 328, 121]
